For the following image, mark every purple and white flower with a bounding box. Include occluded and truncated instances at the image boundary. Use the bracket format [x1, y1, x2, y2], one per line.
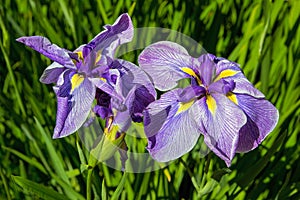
[17, 13, 156, 138]
[139, 41, 279, 166]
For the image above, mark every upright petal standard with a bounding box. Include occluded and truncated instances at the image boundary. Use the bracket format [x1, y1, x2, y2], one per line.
[139, 41, 279, 166]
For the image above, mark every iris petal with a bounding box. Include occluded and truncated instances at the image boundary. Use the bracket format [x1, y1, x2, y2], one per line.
[212, 57, 265, 98]
[197, 54, 216, 85]
[144, 88, 201, 162]
[194, 93, 247, 167]
[235, 94, 279, 152]
[39, 62, 66, 84]
[139, 41, 193, 91]
[84, 13, 133, 59]
[115, 59, 157, 100]
[231, 78, 265, 98]
[89, 77, 123, 101]
[53, 75, 95, 138]
[16, 36, 75, 69]
[214, 57, 242, 74]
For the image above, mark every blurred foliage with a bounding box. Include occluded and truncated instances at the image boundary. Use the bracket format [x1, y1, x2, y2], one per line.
[1, 0, 299, 199]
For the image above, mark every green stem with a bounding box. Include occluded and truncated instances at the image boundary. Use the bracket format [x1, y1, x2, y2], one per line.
[86, 167, 94, 200]
[179, 158, 193, 178]
[179, 158, 201, 192]
[199, 153, 211, 190]
[0, 169, 11, 200]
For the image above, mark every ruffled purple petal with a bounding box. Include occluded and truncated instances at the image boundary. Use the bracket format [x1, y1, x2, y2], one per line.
[125, 85, 156, 123]
[214, 57, 242, 75]
[83, 13, 133, 59]
[235, 94, 279, 152]
[94, 105, 112, 119]
[16, 36, 75, 69]
[231, 77, 265, 98]
[138, 41, 193, 91]
[211, 75, 265, 98]
[144, 88, 201, 162]
[177, 85, 206, 102]
[194, 93, 247, 167]
[211, 57, 265, 98]
[114, 59, 156, 101]
[94, 88, 113, 119]
[209, 79, 236, 95]
[53, 72, 96, 138]
[39, 62, 66, 84]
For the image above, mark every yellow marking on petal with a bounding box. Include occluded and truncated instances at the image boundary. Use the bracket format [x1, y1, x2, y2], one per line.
[176, 99, 195, 115]
[100, 77, 107, 83]
[76, 51, 84, 60]
[71, 74, 84, 93]
[182, 67, 197, 77]
[214, 69, 238, 82]
[95, 50, 102, 64]
[226, 92, 238, 105]
[181, 67, 202, 85]
[206, 95, 217, 114]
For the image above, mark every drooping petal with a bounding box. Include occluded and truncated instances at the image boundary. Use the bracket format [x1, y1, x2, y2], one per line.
[144, 87, 202, 162]
[39, 62, 66, 84]
[194, 93, 247, 167]
[138, 41, 193, 91]
[234, 94, 279, 152]
[16, 36, 75, 69]
[83, 13, 133, 60]
[53, 72, 96, 138]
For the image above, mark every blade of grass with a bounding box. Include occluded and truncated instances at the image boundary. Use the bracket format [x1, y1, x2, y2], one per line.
[111, 172, 127, 200]
[0, 40, 26, 117]
[101, 179, 108, 200]
[2, 146, 47, 174]
[34, 117, 83, 199]
[12, 176, 66, 200]
[97, 0, 109, 24]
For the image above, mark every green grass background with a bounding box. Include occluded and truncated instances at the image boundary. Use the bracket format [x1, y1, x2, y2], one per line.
[1, 0, 299, 199]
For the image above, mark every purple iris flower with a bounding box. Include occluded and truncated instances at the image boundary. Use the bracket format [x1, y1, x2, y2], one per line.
[138, 41, 279, 166]
[17, 13, 155, 138]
